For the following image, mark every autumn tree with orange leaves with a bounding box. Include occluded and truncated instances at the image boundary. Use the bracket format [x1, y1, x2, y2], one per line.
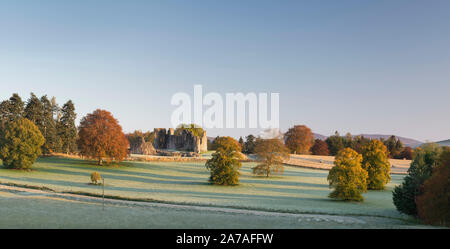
[284, 125, 314, 154]
[77, 109, 129, 165]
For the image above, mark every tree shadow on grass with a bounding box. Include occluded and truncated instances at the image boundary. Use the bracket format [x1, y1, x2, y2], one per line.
[38, 157, 204, 176]
[6, 167, 211, 187]
[40, 157, 134, 168]
[29, 157, 331, 195]
[29, 157, 332, 192]
[0, 174, 329, 205]
[39, 165, 208, 182]
[41, 165, 330, 191]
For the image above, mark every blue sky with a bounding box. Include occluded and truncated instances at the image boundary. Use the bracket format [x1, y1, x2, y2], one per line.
[0, 0, 449, 141]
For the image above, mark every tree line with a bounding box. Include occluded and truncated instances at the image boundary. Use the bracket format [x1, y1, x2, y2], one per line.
[0, 94, 129, 169]
[0, 93, 77, 155]
[282, 125, 413, 159]
[220, 125, 413, 161]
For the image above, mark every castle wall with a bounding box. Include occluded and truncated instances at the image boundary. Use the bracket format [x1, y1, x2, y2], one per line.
[153, 128, 207, 153]
[129, 137, 156, 155]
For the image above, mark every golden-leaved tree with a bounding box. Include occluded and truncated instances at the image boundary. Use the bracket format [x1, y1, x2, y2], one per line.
[205, 136, 242, 185]
[327, 148, 368, 202]
[361, 139, 391, 190]
[0, 118, 44, 169]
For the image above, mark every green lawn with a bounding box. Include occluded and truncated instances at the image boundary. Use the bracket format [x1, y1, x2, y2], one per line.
[0, 156, 412, 221]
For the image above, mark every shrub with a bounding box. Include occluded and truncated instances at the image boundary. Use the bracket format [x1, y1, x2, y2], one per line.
[416, 148, 450, 226]
[77, 109, 129, 165]
[361, 140, 391, 190]
[284, 125, 314, 154]
[392, 143, 442, 215]
[90, 172, 102, 185]
[0, 118, 45, 169]
[327, 148, 368, 202]
[311, 139, 329, 155]
[205, 136, 242, 185]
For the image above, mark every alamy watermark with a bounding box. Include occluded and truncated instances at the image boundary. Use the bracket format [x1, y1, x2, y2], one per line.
[171, 85, 280, 129]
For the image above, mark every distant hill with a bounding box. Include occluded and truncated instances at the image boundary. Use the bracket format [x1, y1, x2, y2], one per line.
[356, 134, 423, 148]
[436, 139, 450, 147]
[313, 133, 328, 140]
[313, 133, 423, 148]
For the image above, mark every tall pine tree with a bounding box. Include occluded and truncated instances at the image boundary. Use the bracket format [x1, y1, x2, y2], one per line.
[57, 100, 77, 153]
[40, 95, 58, 154]
[0, 93, 24, 129]
[24, 93, 44, 126]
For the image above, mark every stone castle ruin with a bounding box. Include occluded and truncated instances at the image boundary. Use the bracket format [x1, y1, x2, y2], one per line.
[128, 127, 207, 156]
[128, 137, 156, 155]
[153, 128, 207, 154]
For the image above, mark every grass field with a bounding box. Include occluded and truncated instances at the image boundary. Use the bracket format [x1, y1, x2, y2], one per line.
[0, 187, 431, 229]
[0, 156, 433, 228]
[286, 154, 411, 174]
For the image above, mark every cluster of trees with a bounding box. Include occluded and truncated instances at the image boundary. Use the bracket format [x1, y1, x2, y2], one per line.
[327, 140, 391, 202]
[325, 132, 413, 159]
[393, 143, 449, 226]
[0, 93, 77, 155]
[0, 92, 130, 168]
[279, 124, 413, 160]
[326, 140, 449, 225]
[206, 136, 289, 185]
[0, 93, 77, 169]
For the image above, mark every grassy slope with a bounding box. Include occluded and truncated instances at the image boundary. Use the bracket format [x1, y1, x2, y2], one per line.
[0, 157, 410, 220]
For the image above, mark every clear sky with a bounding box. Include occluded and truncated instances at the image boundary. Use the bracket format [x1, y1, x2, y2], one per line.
[1, 0, 449, 142]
